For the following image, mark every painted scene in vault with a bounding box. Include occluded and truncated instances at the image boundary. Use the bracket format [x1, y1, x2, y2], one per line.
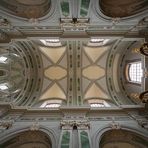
[0, 0, 51, 18]
[99, 0, 148, 17]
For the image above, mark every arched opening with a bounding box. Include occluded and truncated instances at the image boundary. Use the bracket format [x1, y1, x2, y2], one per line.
[0, 131, 52, 148]
[0, 0, 51, 19]
[126, 61, 143, 84]
[99, 129, 148, 148]
[99, 0, 148, 18]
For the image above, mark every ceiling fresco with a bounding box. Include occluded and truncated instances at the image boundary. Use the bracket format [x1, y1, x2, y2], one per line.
[0, 131, 52, 148]
[100, 129, 148, 148]
[0, 0, 51, 18]
[99, 0, 148, 17]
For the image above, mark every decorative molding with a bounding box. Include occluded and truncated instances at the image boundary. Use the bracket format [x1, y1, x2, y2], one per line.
[0, 17, 10, 26]
[0, 30, 9, 41]
[30, 121, 39, 131]
[0, 120, 13, 130]
[109, 121, 121, 129]
[60, 119, 90, 130]
[137, 119, 148, 130]
[60, 18, 89, 31]
[28, 18, 39, 25]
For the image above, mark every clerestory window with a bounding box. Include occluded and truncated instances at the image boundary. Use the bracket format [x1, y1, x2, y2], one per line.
[89, 100, 110, 108]
[40, 100, 61, 108]
[90, 103, 105, 107]
[128, 62, 143, 84]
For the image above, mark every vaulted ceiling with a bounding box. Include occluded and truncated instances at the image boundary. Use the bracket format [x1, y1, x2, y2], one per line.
[0, 0, 147, 108]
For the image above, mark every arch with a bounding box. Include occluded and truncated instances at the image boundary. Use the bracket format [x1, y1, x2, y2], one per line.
[93, 0, 148, 22]
[0, 0, 57, 23]
[0, 126, 57, 148]
[99, 0, 148, 18]
[0, 41, 43, 106]
[0, 0, 51, 19]
[100, 129, 148, 148]
[93, 125, 148, 148]
[126, 61, 143, 84]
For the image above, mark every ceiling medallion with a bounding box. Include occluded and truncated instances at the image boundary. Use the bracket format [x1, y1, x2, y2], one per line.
[44, 66, 67, 80]
[82, 66, 105, 80]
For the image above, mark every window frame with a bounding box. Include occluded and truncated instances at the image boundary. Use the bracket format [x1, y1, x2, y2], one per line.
[125, 61, 143, 85]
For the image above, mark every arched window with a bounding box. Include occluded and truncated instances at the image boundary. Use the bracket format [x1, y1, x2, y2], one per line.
[90, 103, 105, 107]
[88, 99, 110, 108]
[128, 62, 143, 83]
[40, 100, 61, 108]
[44, 103, 61, 108]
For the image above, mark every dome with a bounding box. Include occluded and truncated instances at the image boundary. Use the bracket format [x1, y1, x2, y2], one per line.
[0, 53, 25, 99]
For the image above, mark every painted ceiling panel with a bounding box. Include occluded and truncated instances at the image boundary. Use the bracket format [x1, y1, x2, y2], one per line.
[84, 83, 109, 100]
[58, 52, 68, 69]
[82, 66, 105, 80]
[82, 77, 91, 93]
[41, 78, 52, 93]
[100, 0, 148, 17]
[39, 83, 66, 100]
[44, 66, 67, 80]
[0, 0, 51, 18]
[58, 77, 67, 94]
[41, 54, 52, 68]
[84, 46, 109, 62]
[82, 52, 91, 68]
[39, 46, 66, 64]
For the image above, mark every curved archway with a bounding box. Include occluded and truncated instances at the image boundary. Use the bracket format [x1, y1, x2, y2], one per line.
[0, 130, 52, 148]
[99, 0, 148, 18]
[99, 129, 148, 148]
[0, 0, 51, 19]
[0, 41, 43, 106]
